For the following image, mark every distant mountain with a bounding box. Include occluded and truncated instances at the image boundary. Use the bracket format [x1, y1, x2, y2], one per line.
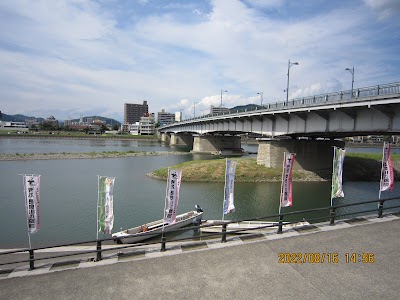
[229, 104, 261, 112]
[0, 113, 120, 126]
[0, 113, 45, 123]
[67, 116, 121, 126]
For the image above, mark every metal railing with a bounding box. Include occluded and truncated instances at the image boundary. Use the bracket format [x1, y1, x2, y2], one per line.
[1, 196, 399, 272]
[160, 81, 400, 128]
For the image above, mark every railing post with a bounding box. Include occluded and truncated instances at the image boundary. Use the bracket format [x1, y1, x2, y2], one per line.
[29, 249, 35, 270]
[96, 240, 102, 261]
[161, 232, 166, 252]
[330, 207, 336, 225]
[377, 85, 380, 95]
[277, 215, 283, 234]
[378, 200, 384, 218]
[221, 223, 227, 243]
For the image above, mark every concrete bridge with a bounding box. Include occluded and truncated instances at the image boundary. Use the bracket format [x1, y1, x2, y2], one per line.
[159, 82, 400, 171]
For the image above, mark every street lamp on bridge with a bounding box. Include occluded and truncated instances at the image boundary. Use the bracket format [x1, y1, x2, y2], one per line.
[257, 92, 263, 108]
[345, 67, 355, 98]
[220, 89, 228, 108]
[285, 59, 299, 106]
[193, 101, 199, 118]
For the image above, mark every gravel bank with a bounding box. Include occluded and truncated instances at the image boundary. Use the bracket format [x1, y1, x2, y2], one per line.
[0, 151, 190, 161]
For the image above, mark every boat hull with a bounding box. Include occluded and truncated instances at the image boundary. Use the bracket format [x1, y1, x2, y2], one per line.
[112, 210, 203, 244]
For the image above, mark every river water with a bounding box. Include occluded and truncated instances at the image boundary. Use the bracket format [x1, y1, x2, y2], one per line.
[0, 138, 399, 248]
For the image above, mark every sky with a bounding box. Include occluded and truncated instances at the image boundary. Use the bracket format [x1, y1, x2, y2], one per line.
[0, 0, 399, 122]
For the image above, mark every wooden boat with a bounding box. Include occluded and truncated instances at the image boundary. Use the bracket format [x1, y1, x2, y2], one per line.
[201, 220, 309, 234]
[112, 206, 204, 244]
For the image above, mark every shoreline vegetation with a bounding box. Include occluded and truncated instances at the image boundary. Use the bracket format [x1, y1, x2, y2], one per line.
[147, 153, 400, 182]
[0, 151, 190, 161]
[2, 151, 399, 182]
[0, 133, 158, 140]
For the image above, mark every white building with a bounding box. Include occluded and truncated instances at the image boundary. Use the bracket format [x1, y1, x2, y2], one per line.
[157, 109, 175, 125]
[210, 106, 230, 115]
[0, 121, 29, 132]
[139, 114, 155, 135]
[175, 111, 182, 122]
[129, 122, 140, 135]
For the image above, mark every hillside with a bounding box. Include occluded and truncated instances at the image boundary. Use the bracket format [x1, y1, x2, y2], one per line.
[1, 113, 45, 123]
[0, 113, 120, 126]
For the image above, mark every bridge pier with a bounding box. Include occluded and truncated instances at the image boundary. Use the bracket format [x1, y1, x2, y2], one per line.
[192, 135, 241, 154]
[170, 133, 194, 147]
[257, 138, 345, 171]
[160, 132, 171, 144]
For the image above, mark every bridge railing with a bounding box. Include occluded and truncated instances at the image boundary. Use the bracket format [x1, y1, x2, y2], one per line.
[0, 196, 399, 272]
[163, 82, 400, 127]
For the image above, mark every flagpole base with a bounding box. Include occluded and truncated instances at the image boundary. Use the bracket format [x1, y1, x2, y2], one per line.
[378, 200, 384, 218]
[277, 215, 283, 234]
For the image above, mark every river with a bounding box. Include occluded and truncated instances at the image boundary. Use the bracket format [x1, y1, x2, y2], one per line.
[0, 138, 399, 248]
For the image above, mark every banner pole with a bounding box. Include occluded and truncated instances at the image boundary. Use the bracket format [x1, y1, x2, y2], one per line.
[277, 153, 287, 234]
[278, 153, 286, 216]
[379, 142, 385, 200]
[27, 232, 32, 250]
[330, 147, 337, 207]
[21, 174, 33, 249]
[96, 175, 100, 240]
[162, 168, 170, 232]
[222, 158, 228, 221]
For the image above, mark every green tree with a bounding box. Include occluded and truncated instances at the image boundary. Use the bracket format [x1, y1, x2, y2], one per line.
[100, 124, 107, 134]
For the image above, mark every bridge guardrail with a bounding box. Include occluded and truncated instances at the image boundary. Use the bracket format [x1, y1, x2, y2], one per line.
[161, 81, 400, 128]
[1, 196, 399, 271]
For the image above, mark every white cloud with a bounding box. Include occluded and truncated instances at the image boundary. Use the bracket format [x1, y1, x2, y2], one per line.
[363, 0, 400, 19]
[0, 0, 399, 122]
[244, 0, 285, 9]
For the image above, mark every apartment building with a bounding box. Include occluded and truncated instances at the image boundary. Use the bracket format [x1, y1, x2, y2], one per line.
[124, 101, 149, 124]
[157, 109, 175, 126]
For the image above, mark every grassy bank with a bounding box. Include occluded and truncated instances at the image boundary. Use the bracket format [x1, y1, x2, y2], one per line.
[148, 152, 400, 182]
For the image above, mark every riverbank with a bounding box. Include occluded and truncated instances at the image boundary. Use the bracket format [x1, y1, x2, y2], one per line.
[0, 151, 190, 161]
[2, 149, 399, 182]
[0, 133, 159, 141]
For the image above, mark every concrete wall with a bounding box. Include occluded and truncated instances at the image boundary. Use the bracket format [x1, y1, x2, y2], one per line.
[192, 135, 241, 153]
[257, 139, 345, 171]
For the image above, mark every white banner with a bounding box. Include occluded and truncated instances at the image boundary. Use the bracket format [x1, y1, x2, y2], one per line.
[23, 175, 41, 234]
[331, 147, 346, 199]
[280, 153, 296, 208]
[223, 160, 237, 215]
[98, 176, 115, 234]
[164, 169, 182, 224]
[380, 142, 394, 192]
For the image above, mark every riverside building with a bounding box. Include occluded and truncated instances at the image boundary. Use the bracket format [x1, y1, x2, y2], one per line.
[124, 101, 149, 124]
[157, 109, 175, 126]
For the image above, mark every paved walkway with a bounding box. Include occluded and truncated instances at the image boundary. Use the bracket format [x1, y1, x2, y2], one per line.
[1, 213, 399, 300]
